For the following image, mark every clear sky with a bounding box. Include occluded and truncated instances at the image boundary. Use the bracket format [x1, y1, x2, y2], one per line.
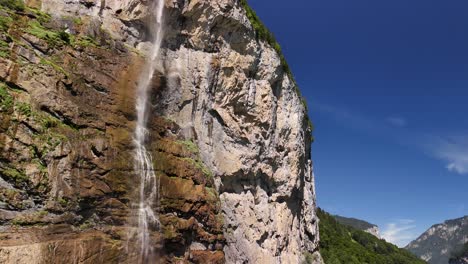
[249, 0, 468, 247]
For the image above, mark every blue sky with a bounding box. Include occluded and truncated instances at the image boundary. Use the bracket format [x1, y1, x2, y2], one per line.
[249, 0, 468, 247]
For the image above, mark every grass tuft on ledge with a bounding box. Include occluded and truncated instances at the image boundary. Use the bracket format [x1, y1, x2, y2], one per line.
[0, 0, 25, 12]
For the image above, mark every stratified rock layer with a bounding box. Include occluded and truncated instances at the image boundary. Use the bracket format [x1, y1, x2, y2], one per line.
[0, 0, 320, 263]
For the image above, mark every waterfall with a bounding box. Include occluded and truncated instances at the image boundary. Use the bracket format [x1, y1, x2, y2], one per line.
[133, 0, 165, 262]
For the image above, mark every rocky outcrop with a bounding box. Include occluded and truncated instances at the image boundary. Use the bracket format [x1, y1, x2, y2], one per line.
[334, 215, 381, 238]
[406, 216, 468, 264]
[365, 226, 381, 238]
[0, 0, 320, 263]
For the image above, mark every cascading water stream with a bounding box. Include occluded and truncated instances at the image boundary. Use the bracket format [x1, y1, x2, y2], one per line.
[133, 0, 165, 262]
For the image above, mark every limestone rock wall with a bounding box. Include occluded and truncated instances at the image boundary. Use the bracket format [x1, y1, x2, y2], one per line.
[0, 0, 320, 263]
[157, 1, 320, 262]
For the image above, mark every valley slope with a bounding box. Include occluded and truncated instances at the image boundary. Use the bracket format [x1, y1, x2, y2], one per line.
[318, 209, 426, 264]
[406, 216, 468, 264]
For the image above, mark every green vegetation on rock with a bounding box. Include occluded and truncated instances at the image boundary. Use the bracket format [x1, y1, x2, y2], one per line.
[0, 83, 13, 112]
[0, 39, 9, 57]
[1, 83, 71, 156]
[0, 6, 12, 56]
[0, 14, 12, 32]
[40, 57, 68, 76]
[27, 7, 51, 24]
[11, 210, 48, 226]
[0, 0, 25, 12]
[74, 35, 98, 48]
[176, 139, 214, 179]
[0, 82, 66, 193]
[0, 167, 28, 185]
[177, 139, 199, 154]
[26, 20, 71, 47]
[239, 0, 291, 76]
[181, 156, 213, 179]
[78, 220, 94, 230]
[318, 208, 426, 264]
[0, 2, 102, 53]
[15, 101, 32, 117]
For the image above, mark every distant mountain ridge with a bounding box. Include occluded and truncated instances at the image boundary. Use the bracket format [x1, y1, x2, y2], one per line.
[406, 216, 468, 264]
[334, 215, 381, 238]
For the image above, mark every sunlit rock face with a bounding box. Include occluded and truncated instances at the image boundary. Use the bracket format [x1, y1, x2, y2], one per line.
[406, 216, 468, 264]
[365, 226, 381, 238]
[0, 0, 320, 263]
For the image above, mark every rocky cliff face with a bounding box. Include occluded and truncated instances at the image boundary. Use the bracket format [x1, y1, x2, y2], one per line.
[0, 0, 320, 263]
[406, 216, 468, 264]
